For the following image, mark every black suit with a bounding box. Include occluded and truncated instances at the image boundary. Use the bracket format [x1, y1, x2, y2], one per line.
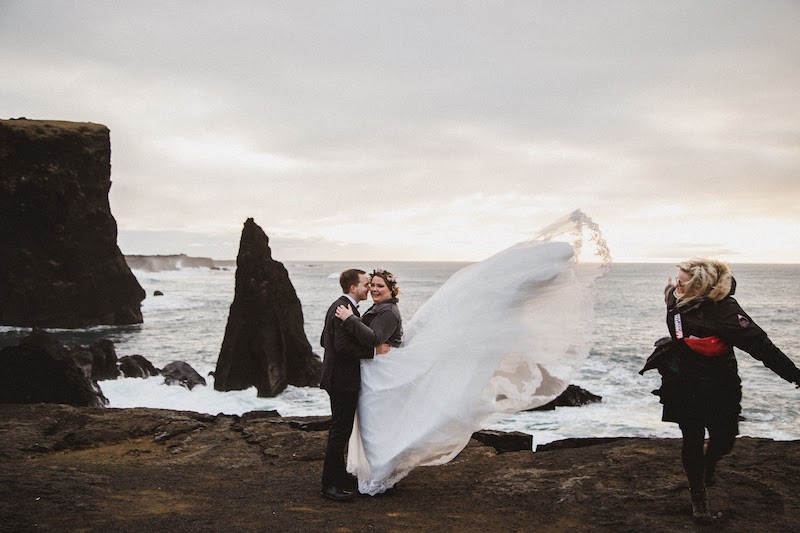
[319, 295, 374, 489]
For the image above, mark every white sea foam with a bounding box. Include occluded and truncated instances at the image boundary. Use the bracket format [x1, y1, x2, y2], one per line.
[101, 376, 330, 417]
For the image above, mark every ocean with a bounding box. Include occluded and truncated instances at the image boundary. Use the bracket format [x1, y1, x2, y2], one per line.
[2, 262, 799, 448]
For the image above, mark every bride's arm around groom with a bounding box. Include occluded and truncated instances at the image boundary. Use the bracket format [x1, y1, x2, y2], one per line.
[335, 268, 403, 349]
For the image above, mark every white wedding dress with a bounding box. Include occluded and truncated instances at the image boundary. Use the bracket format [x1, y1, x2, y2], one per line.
[346, 210, 612, 495]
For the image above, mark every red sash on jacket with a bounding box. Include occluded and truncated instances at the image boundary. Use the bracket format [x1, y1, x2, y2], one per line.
[684, 335, 730, 357]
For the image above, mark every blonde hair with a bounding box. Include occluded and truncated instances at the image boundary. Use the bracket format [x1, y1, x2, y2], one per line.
[675, 258, 732, 307]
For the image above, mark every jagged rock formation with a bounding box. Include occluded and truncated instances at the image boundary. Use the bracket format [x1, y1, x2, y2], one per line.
[214, 218, 322, 397]
[0, 118, 145, 328]
[0, 329, 107, 407]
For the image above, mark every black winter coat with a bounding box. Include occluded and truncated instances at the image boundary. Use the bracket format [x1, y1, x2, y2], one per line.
[643, 280, 800, 426]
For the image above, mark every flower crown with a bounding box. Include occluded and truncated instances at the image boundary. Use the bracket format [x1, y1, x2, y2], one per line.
[371, 268, 399, 296]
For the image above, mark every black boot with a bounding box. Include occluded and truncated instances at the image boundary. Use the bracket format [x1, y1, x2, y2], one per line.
[690, 488, 712, 524]
[703, 441, 718, 486]
[704, 460, 717, 486]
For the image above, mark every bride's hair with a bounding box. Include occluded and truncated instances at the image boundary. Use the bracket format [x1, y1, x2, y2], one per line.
[371, 268, 400, 297]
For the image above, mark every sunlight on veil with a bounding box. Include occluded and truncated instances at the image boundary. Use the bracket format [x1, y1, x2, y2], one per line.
[347, 210, 612, 495]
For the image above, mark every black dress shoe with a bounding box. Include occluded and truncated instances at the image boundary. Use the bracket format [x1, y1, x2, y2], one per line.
[320, 486, 355, 502]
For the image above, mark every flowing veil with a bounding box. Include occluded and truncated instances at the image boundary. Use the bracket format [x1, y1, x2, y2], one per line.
[347, 210, 612, 495]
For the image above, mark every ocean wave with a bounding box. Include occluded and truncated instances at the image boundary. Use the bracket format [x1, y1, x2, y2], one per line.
[101, 376, 329, 417]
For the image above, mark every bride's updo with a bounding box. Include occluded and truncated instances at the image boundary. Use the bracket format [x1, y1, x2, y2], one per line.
[371, 268, 400, 298]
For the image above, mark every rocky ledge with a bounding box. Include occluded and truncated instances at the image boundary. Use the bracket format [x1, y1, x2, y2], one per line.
[1, 404, 799, 532]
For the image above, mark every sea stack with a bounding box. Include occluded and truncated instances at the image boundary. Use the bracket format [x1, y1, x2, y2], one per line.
[214, 218, 321, 396]
[0, 119, 145, 327]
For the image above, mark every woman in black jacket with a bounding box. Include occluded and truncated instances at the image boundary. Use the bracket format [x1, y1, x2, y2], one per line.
[658, 259, 800, 523]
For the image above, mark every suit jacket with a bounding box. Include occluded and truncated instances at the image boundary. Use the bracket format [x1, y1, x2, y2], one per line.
[319, 295, 374, 392]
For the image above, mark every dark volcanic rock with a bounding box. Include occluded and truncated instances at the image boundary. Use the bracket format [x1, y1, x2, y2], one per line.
[66, 339, 119, 381]
[85, 338, 120, 381]
[119, 354, 160, 378]
[214, 218, 322, 397]
[471, 430, 533, 452]
[0, 119, 145, 328]
[0, 329, 107, 407]
[161, 361, 206, 390]
[531, 384, 602, 411]
[535, 436, 628, 452]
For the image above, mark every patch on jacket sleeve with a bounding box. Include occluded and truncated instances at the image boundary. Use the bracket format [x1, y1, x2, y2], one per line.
[738, 314, 750, 328]
[674, 314, 683, 339]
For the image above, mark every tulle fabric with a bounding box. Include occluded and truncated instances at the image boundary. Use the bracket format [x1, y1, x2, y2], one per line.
[347, 210, 612, 495]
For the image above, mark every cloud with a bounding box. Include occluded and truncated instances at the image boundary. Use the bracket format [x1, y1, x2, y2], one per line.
[2, 1, 799, 262]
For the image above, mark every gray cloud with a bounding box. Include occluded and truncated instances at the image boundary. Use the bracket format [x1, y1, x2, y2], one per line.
[2, 1, 798, 261]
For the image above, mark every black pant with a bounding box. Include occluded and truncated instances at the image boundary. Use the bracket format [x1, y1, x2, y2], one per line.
[321, 390, 359, 489]
[679, 421, 737, 491]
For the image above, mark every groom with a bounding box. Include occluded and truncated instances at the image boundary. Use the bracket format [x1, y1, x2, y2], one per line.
[319, 268, 387, 501]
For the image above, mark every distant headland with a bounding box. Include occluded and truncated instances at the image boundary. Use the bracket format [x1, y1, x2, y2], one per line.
[124, 254, 236, 272]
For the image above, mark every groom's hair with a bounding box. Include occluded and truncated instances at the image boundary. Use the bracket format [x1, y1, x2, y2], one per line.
[340, 269, 366, 293]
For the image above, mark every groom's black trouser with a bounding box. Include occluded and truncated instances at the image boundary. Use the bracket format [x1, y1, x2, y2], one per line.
[322, 390, 359, 489]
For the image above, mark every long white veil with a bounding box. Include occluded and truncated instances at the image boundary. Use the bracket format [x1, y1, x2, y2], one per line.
[347, 210, 611, 495]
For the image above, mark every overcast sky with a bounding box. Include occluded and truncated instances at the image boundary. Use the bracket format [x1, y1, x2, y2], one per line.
[2, 1, 798, 262]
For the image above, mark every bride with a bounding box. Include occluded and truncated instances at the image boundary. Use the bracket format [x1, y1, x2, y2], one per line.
[345, 210, 611, 495]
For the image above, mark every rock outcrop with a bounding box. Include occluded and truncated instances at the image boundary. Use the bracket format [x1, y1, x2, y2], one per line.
[214, 218, 322, 397]
[471, 430, 534, 452]
[531, 384, 602, 411]
[0, 329, 107, 407]
[0, 118, 145, 328]
[161, 361, 206, 390]
[69, 338, 120, 381]
[119, 354, 160, 378]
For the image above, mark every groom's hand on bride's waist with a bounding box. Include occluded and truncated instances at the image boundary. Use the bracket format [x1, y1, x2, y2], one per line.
[377, 344, 391, 355]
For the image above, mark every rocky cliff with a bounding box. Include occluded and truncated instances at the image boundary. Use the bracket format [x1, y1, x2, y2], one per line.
[214, 218, 322, 396]
[0, 118, 145, 327]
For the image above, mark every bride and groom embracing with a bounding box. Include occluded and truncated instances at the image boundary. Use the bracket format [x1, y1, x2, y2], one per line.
[320, 211, 611, 501]
[320, 267, 403, 501]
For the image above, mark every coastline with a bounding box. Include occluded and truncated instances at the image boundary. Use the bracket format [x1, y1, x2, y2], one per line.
[2, 403, 799, 532]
